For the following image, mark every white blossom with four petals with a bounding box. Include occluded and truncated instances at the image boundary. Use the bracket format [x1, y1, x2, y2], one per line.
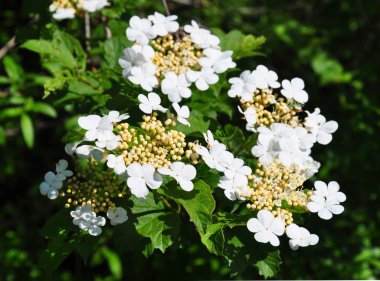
[161, 72, 191, 103]
[281, 77, 308, 104]
[107, 207, 128, 225]
[173, 103, 190, 126]
[138, 92, 167, 114]
[148, 12, 179, 36]
[285, 224, 319, 250]
[126, 16, 156, 45]
[158, 162, 197, 191]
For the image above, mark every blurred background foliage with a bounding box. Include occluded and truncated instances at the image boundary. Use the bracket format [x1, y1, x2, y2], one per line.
[1, 0, 379, 280]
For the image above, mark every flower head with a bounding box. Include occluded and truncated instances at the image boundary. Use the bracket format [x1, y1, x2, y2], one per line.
[158, 162, 197, 191]
[281, 77, 308, 104]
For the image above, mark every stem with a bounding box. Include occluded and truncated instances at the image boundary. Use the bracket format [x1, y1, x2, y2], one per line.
[102, 16, 112, 39]
[85, 12, 91, 52]
[161, 0, 171, 15]
[0, 36, 16, 60]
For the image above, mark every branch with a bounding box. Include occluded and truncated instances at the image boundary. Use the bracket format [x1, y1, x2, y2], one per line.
[0, 36, 16, 60]
[161, 0, 171, 16]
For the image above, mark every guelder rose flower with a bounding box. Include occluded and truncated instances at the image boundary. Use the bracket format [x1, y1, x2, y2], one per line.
[148, 12, 179, 36]
[126, 163, 163, 199]
[173, 103, 190, 126]
[304, 108, 338, 145]
[106, 154, 127, 175]
[95, 131, 121, 151]
[138, 92, 167, 114]
[82, 0, 110, 13]
[184, 20, 220, 49]
[55, 159, 73, 181]
[313, 181, 346, 203]
[126, 16, 155, 45]
[228, 70, 256, 101]
[107, 207, 128, 225]
[78, 115, 113, 141]
[281, 77, 308, 104]
[161, 72, 191, 103]
[186, 67, 219, 91]
[238, 106, 257, 132]
[196, 143, 232, 172]
[199, 48, 236, 74]
[247, 210, 285, 246]
[158, 162, 197, 191]
[106, 111, 130, 123]
[286, 224, 319, 250]
[71, 204, 106, 236]
[218, 176, 251, 201]
[39, 171, 63, 200]
[251, 65, 280, 89]
[50, 7, 75, 20]
[129, 63, 158, 91]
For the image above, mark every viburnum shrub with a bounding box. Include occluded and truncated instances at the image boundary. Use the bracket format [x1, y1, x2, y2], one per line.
[24, 0, 345, 278]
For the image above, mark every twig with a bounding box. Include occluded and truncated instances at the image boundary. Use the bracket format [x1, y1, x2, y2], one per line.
[101, 16, 112, 39]
[84, 12, 91, 52]
[0, 36, 16, 60]
[161, 0, 171, 16]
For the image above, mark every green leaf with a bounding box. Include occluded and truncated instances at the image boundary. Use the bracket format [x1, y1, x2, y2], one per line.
[161, 180, 215, 234]
[76, 235, 101, 264]
[3, 56, 24, 82]
[30, 102, 57, 118]
[255, 250, 282, 279]
[0, 127, 5, 145]
[101, 247, 123, 280]
[0, 107, 23, 119]
[21, 39, 54, 55]
[20, 113, 34, 148]
[173, 110, 210, 136]
[103, 36, 130, 69]
[67, 80, 100, 95]
[130, 193, 180, 253]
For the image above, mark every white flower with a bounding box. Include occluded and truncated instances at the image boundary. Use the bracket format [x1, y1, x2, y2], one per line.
[158, 162, 196, 191]
[186, 67, 219, 91]
[126, 163, 163, 199]
[95, 131, 121, 151]
[285, 224, 319, 250]
[126, 16, 156, 45]
[203, 130, 217, 146]
[106, 154, 127, 175]
[238, 106, 257, 132]
[172, 103, 190, 126]
[300, 158, 321, 179]
[82, 0, 110, 13]
[307, 194, 345, 220]
[50, 7, 76, 20]
[78, 115, 113, 141]
[55, 159, 73, 181]
[313, 181, 346, 203]
[184, 20, 220, 49]
[74, 144, 104, 161]
[218, 176, 251, 201]
[304, 108, 338, 145]
[107, 207, 128, 225]
[138, 92, 167, 114]
[196, 143, 232, 172]
[281, 77, 308, 104]
[128, 63, 158, 91]
[70, 204, 106, 236]
[39, 171, 63, 200]
[119, 46, 153, 77]
[199, 48, 236, 74]
[161, 72, 191, 103]
[247, 210, 285, 246]
[148, 12, 179, 36]
[228, 70, 256, 102]
[251, 65, 280, 89]
[106, 111, 130, 123]
[223, 157, 252, 185]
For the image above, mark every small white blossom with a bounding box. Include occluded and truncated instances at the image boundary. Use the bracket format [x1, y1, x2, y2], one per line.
[50, 5, 75, 20]
[223, 157, 252, 185]
[39, 171, 63, 200]
[184, 20, 220, 49]
[228, 70, 256, 102]
[95, 131, 121, 151]
[82, 0, 110, 13]
[281, 77, 308, 104]
[158, 162, 196, 191]
[106, 154, 127, 175]
[247, 210, 285, 246]
[286, 224, 319, 250]
[172, 103, 190, 126]
[196, 143, 233, 172]
[55, 159, 73, 181]
[307, 195, 344, 220]
[119, 45, 154, 77]
[106, 111, 130, 123]
[148, 12, 179, 36]
[199, 48, 236, 74]
[304, 108, 338, 145]
[218, 176, 251, 201]
[126, 16, 156, 45]
[203, 130, 216, 146]
[138, 92, 167, 114]
[186, 67, 218, 91]
[251, 65, 280, 89]
[126, 163, 163, 199]
[74, 144, 104, 161]
[107, 207, 128, 225]
[238, 106, 257, 132]
[161, 72, 191, 103]
[128, 63, 158, 91]
[78, 115, 113, 141]
[313, 181, 346, 203]
[71, 204, 106, 236]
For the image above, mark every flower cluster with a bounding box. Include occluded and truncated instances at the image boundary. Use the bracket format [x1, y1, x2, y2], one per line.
[119, 12, 235, 108]
[49, 0, 110, 20]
